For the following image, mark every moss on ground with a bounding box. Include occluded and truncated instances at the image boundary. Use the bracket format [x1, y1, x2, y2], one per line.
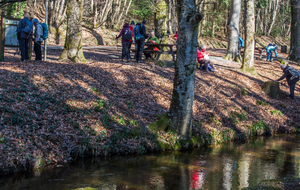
[242, 178, 300, 190]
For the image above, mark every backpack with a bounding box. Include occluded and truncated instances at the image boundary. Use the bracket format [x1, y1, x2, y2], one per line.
[123, 28, 132, 41]
[134, 25, 141, 40]
[21, 19, 33, 39]
[287, 67, 300, 80]
[41, 23, 49, 40]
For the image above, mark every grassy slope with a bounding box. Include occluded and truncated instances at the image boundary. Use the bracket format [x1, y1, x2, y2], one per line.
[0, 45, 299, 175]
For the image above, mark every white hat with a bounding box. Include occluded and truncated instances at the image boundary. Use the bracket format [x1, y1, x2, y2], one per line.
[280, 64, 286, 69]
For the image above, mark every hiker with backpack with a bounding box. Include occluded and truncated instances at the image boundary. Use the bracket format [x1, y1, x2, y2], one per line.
[17, 13, 33, 62]
[266, 44, 278, 62]
[133, 20, 149, 63]
[116, 23, 132, 62]
[276, 64, 300, 99]
[32, 18, 44, 61]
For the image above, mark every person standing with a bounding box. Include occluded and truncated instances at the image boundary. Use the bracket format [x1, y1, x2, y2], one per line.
[32, 18, 43, 61]
[129, 21, 135, 59]
[17, 13, 33, 62]
[266, 44, 278, 62]
[276, 64, 300, 99]
[116, 23, 131, 62]
[133, 20, 148, 63]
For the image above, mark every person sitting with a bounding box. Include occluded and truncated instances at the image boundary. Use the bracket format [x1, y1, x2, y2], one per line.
[266, 44, 278, 62]
[276, 64, 300, 99]
[197, 45, 215, 72]
[144, 31, 159, 59]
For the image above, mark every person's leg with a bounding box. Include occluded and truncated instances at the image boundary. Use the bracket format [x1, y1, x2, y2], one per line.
[136, 40, 141, 62]
[289, 79, 299, 99]
[121, 42, 126, 61]
[24, 39, 29, 60]
[139, 39, 145, 62]
[19, 39, 26, 61]
[270, 52, 273, 62]
[35, 42, 42, 61]
[266, 52, 270, 61]
[124, 42, 130, 60]
[144, 48, 150, 59]
[128, 41, 132, 59]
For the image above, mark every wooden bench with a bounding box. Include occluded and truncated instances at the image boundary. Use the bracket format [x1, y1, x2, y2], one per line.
[131, 43, 177, 62]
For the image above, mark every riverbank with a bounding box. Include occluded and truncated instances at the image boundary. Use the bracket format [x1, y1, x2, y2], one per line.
[0, 48, 299, 175]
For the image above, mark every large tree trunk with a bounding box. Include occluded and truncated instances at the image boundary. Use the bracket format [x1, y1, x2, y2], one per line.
[59, 0, 86, 62]
[290, 0, 300, 62]
[150, 0, 202, 140]
[241, 0, 256, 74]
[224, 0, 241, 61]
[154, 0, 168, 44]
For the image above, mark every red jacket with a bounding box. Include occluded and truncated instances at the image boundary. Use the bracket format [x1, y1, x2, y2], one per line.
[130, 26, 134, 42]
[197, 49, 208, 62]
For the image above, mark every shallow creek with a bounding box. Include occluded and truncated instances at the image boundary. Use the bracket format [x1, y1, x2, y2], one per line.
[1, 134, 300, 190]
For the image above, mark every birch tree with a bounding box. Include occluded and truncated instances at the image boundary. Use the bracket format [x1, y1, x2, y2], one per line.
[224, 0, 241, 61]
[150, 0, 202, 140]
[241, 0, 256, 74]
[59, 0, 86, 62]
[290, 0, 300, 62]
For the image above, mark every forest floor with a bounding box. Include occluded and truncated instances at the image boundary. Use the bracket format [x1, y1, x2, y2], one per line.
[0, 47, 299, 175]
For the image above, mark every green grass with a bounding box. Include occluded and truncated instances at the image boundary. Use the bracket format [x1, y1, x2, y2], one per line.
[271, 110, 283, 116]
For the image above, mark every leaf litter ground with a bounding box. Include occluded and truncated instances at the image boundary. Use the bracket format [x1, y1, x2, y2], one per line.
[0, 47, 299, 175]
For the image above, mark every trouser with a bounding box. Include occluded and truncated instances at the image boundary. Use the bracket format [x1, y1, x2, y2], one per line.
[144, 49, 151, 59]
[289, 78, 299, 99]
[128, 41, 132, 59]
[135, 38, 145, 61]
[19, 38, 29, 61]
[122, 42, 130, 60]
[199, 59, 215, 72]
[34, 41, 42, 61]
[267, 51, 272, 62]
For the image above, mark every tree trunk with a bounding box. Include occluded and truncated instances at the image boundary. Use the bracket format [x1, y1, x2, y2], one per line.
[262, 81, 282, 99]
[150, 0, 202, 140]
[154, 0, 168, 44]
[225, 0, 241, 61]
[241, 0, 256, 74]
[290, 0, 300, 62]
[59, 0, 86, 62]
[267, 0, 279, 36]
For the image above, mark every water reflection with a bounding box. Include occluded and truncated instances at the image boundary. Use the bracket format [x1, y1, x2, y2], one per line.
[0, 134, 300, 190]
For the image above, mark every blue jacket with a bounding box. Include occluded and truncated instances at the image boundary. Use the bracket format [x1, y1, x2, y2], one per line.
[239, 37, 244, 47]
[266, 44, 278, 57]
[17, 17, 33, 39]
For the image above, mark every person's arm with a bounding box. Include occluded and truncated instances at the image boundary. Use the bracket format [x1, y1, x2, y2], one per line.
[116, 29, 125, 39]
[275, 50, 278, 57]
[276, 71, 288, 81]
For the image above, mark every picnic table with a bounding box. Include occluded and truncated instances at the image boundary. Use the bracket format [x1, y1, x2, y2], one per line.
[132, 43, 177, 61]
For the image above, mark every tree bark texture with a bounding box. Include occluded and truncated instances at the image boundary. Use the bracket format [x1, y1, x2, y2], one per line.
[155, 0, 168, 44]
[167, 0, 202, 139]
[59, 0, 86, 62]
[241, 0, 256, 74]
[225, 0, 241, 61]
[290, 0, 300, 62]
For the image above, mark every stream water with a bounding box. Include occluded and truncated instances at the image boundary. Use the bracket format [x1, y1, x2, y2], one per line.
[1, 134, 300, 190]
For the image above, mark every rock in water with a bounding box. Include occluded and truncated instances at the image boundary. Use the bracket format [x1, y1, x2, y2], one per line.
[262, 81, 282, 99]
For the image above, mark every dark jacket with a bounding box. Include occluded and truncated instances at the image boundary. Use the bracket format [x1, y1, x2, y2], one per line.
[116, 23, 131, 43]
[17, 17, 33, 39]
[139, 23, 148, 39]
[277, 66, 299, 86]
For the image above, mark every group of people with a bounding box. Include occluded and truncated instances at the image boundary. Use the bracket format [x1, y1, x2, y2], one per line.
[17, 13, 44, 62]
[116, 20, 150, 63]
